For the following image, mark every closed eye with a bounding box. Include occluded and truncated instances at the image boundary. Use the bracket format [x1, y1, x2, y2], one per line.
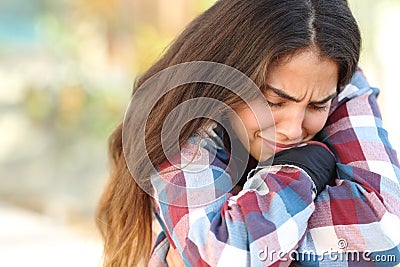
[309, 104, 329, 112]
[266, 100, 285, 108]
[267, 100, 330, 112]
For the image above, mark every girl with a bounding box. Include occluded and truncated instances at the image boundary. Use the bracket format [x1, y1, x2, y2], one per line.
[97, 0, 400, 266]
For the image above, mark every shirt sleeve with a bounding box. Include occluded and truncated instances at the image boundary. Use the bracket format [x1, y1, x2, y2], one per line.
[296, 69, 400, 266]
[151, 140, 321, 267]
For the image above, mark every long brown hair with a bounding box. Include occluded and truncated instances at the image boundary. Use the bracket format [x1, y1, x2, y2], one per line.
[96, 0, 361, 266]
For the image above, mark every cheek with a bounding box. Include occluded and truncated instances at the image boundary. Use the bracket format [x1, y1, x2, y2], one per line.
[230, 108, 258, 142]
[303, 112, 329, 135]
[231, 105, 274, 139]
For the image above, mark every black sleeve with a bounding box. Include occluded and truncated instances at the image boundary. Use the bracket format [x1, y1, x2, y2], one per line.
[271, 144, 337, 195]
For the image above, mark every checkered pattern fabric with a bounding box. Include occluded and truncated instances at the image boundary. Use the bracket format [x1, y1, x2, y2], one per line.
[148, 70, 400, 266]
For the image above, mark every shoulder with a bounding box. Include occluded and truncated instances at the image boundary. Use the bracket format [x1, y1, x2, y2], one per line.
[337, 68, 378, 103]
[157, 123, 229, 175]
[151, 123, 235, 207]
[156, 140, 228, 185]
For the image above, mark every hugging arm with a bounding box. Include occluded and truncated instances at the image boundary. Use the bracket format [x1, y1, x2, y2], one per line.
[150, 141, 329, 266]
[270, 142, 337, 195]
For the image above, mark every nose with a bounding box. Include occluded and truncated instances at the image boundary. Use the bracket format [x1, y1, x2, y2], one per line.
[276, 108, 305, 141]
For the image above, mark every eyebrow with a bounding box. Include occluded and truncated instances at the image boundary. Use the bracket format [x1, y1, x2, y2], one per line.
[263, 84, 337, 105]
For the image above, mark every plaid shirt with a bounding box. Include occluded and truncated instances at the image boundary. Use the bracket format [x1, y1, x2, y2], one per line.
[148, 70, 400, 266]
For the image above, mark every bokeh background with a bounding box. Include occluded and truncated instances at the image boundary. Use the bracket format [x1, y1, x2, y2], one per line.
[0, 0, 399, 266]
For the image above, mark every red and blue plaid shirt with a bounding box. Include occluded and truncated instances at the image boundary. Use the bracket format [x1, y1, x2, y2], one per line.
[148, 70, 400, 266]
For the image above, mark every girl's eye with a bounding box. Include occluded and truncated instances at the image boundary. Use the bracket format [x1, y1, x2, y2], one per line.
[266, 100, 284, 108]
[310, 105, 329, 112]
[266, 99, 330, 112]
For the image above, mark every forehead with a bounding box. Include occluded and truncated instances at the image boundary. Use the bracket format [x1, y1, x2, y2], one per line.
[264, 50, 339, 98]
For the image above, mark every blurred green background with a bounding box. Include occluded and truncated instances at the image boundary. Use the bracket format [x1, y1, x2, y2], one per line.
[0, 0, 399, 266]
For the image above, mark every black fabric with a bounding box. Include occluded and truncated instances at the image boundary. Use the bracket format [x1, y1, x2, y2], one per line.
[237, 154, 258, 187]
[271, 144, 337, 195]
[215, 123, 258, 188]
[213, 123, 336, 192]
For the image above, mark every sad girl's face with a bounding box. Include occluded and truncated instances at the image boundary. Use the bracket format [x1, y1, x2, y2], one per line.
[230, 50, 339, 162]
